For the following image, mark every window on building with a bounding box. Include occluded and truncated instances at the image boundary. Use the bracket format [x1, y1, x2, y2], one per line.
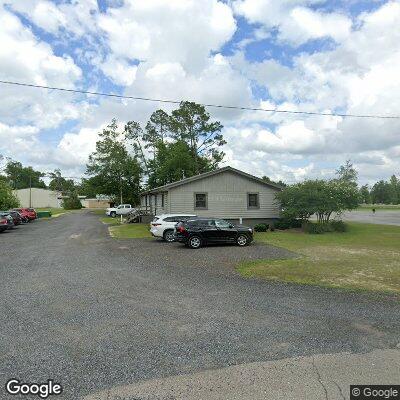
[247, 193, 259, 208]
[161, 194, 164, 208]
[194, 193, 208, 209]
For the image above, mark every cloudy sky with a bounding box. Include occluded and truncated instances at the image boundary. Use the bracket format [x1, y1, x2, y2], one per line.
[0, 0, 399, 184]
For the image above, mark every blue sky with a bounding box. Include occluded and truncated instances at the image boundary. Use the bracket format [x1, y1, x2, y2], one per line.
[0, 0, 399, 184]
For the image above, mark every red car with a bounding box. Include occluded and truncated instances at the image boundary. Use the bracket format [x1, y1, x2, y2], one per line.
[12, 208, 37, 221]
[0, 216, 9, 232]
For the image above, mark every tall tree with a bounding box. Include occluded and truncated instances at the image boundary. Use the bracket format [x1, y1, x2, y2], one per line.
[389, 175, 400, 204]
[169, 101, 225, 174]
[335, 160, 358, 185]
[143, 109, 170, 157]
[5, 161, 46, 189]
[370, 180, 392, 204]
[262, 176, 286, 187]
[86, 119, 142, 205]
[125, 102, 226, 189]
[48, 169, 75, 193]
[359, 184, 371, 204]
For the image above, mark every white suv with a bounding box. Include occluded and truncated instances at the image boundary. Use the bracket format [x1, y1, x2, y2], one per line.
[150, 214, 196, 242]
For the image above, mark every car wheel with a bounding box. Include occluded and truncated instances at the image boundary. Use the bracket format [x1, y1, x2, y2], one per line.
[236, 234, 249, 246]
[163, 230, 175, 242]
[110, 211, 116, 218]
[188, 236, 202, 249]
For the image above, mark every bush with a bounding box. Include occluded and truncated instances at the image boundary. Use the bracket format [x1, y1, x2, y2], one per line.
[274, 218, 302, 230]
[304, 222, 335, 234]
[304, 221, 347, 234]
[62, 191, 83, 210]
[290, 218, 303, 228]
[274, 220, 291, 230]
[330, 220, 348, 232]
[254, 223, 269, 232]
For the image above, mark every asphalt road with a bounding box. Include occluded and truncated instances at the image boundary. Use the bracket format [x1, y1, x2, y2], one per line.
[1, 211, 399, 399]
[342, 210, 400, 226]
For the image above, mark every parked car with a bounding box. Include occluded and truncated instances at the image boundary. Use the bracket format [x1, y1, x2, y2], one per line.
[174, 218, 254, 249]
[106, 204, 134, 217]
[0, 216, 9, 232]
[150, 214, 197, 242]
[12, 208, 36, 221]
[27, 208, 37, 219]
[0, 212, 15, 230]
[7, 211, 23, 226]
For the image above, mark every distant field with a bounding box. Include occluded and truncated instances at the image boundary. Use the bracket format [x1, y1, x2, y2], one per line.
[357, 204, 400, 211]
[238, 222, 400, 294]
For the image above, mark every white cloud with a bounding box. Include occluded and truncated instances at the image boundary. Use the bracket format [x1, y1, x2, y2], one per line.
[7, 0, 99, 37]
[99, 56, 138, 86]
[55, 128, 99, 167]
[233, 0, 350, 45]
[0, 6, 81, 86]
[1, 0, 400, 184]
[0, 122, 39, 140]
[278, 7, 351, 45]
[98, 0, 237, 73]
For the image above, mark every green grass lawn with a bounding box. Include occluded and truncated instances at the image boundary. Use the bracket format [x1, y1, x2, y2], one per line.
[90, 209, 107, 215]
[100, 216, 121, 225]
[356, 204, 400, 211]
[108, 223, 152, 239]
[238, 223, 400, 294]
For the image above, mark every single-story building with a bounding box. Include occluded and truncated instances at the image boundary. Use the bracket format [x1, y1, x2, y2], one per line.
[140, 166, 282, 226]
[82, 198, 112, 209]
[14, 188, 62, 208]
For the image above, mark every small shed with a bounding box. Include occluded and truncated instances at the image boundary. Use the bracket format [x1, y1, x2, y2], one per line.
[82, 198, 112, 209]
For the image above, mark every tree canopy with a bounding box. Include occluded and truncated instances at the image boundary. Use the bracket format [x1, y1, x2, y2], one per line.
[5, 161, 46, 189]
[125, 102, 225, 191]
[276, 178, 360, 223]
[0, 180, 20, 209]
[86, 119, 142, 205]
[48, 169, 75, 193]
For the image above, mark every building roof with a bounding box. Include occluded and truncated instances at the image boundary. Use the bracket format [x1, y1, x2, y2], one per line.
[141, 166, 283, 195]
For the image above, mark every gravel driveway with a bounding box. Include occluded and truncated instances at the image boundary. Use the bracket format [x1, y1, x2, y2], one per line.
[0, 211, 399, 399]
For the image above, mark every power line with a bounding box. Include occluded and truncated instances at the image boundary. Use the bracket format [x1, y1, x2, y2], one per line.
[1, 79, 399, 120]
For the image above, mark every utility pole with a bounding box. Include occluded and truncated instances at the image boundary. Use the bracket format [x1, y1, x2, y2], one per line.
[29, 174, 32, 208]
[120, 174, 123, 224]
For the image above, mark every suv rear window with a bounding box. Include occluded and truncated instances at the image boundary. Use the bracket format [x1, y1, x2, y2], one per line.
[164, 216, 194, 222]
[187, 219, 214, 227]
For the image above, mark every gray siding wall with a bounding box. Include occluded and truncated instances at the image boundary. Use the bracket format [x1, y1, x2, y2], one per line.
[168, 170, 280, 219]
[141, 192, 169, 215]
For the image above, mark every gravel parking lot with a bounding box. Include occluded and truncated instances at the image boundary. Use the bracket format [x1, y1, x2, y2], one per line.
[1, 211, 399, 399]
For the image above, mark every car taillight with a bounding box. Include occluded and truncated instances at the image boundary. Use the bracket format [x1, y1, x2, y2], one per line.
[177, 226, 186, 233]
[0, 219, 7, 225]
